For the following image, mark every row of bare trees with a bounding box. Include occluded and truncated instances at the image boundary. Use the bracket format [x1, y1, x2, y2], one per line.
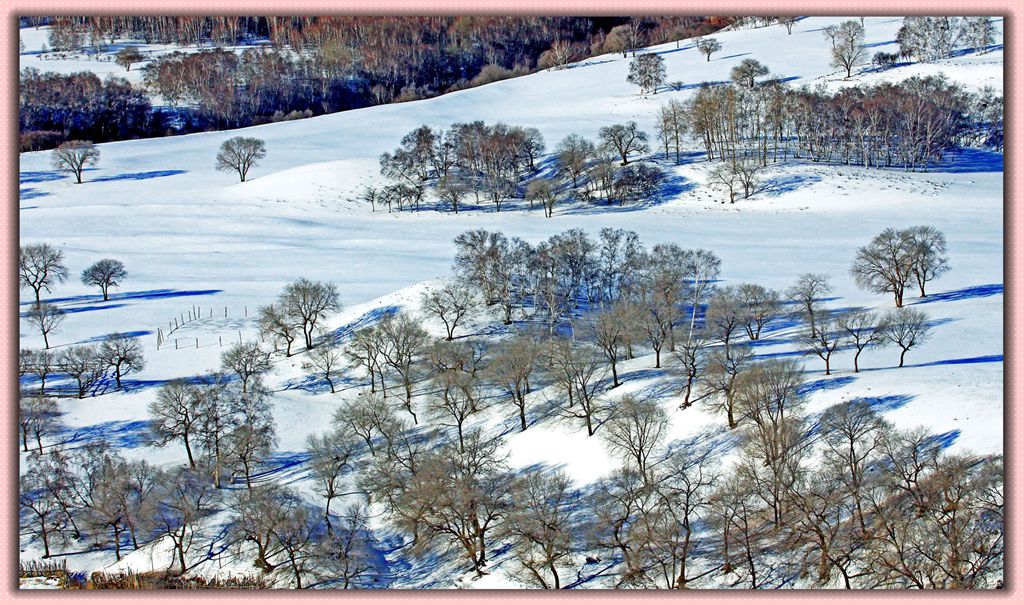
[19, 333, 145, 401]
[683, 74, 1001, 179]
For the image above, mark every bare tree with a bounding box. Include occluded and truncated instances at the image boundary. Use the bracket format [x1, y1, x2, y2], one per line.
[421, 282, 478, 340]
[555, 134, 595, 187]
[501, 470, 578, 588]
[730, 58, 769, 87]
[831, 20, 866, 78]
[22, 349, 56, 395]
[599, 122, 650, 165]
[802, 314, 843, 375]
[602, 395, 668, 478]
[525, 177, 558, 218]
[335, 390, 392, 457]
[306, 429, 357, 526]
[733, 157, 763, 199]
[229, 483, 289, 572]
[787, 273, 834, 337]
[651, 445, 720, 588]
[737, 283, 781, 340]
[851, 227, 915, 307]
[216, 136, 267, 182]
[114, 47, 144, 71]
[588, 465, 655, 585]
[19, 394, 61, 452]
[221, 340, 272, 394]
[657, 99, 687, 164]
[702, 344, 753, 429]
[705, 286, 746, 353]
[429, 354, 483, 452]
[837, 309, 887, 372]
[314, 504, 377, 588]
[150, 380, 203, 467]
[19, 243, 68, 307]
[193, 376, 235, 488]
[818, 399, 891, 533]
[81, 258, 127, 301]
[707, 162, 739, 203]
[269, 490, 320, 588]
[548, 340, 607, 436]
[98, 332, 145, 389]
[671, 332, 709, 408]
[907, 225, 950, 297]
[696, 37, 722, 61]
[588, 301, 640, 388]
[435, 172, 471, 213]
[682, 248, 722, 344]
[19, 453, 72, 558]
[627, 53, 667, 94]
[485, 334, 542, 431]
[27, 303, 65, 349]
[280, 278, 341, 349]
[345, 326, 387, 395]
[57, 345, 104, 398]
[51, 140, 99, 183]
[302, 337, 344, 393]
[780, 16, 798, 34]
[880, 307, 931, 367]
[404, 430, 510, 574]
[152, 468, 218, 573]
[378, 312, 429, 418]
[258, 303, 300, 357]
[226, 385, 278, 488]
[538, 39, 580, 70]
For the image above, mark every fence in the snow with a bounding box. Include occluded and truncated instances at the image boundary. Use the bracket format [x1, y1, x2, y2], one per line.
[155, 303, 262, 351]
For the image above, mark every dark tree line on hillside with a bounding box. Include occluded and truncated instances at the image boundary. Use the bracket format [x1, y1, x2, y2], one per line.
[19, 70, 160, 150]
[22, 16, 730, 148]
[685, 75, 1003, 178]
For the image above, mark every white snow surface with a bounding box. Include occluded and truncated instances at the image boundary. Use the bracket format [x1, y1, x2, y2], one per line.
[18, 16, 1003, 589]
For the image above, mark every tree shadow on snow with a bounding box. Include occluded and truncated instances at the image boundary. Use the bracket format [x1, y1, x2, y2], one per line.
[19, 187, 50, 200]
[58, 419, 154, 450]
[92, 169, 187, 183]
[910, 283, 1002, 304]
[926, 148, 1003, 174]
[19, 170, 66, 184]
[26, 288, 224, 307]
[758, 173, 822, 197]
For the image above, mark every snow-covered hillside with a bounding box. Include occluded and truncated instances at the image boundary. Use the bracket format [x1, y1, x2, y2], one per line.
[18, 16, 1003, 588]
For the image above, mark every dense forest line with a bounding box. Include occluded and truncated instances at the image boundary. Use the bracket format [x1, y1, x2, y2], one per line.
[19, 15, 731, 149]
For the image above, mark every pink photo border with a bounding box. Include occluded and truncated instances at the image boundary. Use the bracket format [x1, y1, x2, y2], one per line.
[1, 1, 1015, 601]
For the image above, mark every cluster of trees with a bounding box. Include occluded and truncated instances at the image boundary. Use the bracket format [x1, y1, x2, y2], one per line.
[20, 243, 130, 347]
[326, 358, 1002, 588]
[25, 16, 729, 145]
[19, 436, 379, 588]
[19, 69, 159, 150]
[19, 222, 995, 587]
[851, 225, 950, 308]
[20, 332, 145, 400]
[680, 72, 1000, 194]
[362, 121, 667, 215]
[580, 392, 1002, 589]
[366, 121, 545, 213]
[897, 17, 996, 62]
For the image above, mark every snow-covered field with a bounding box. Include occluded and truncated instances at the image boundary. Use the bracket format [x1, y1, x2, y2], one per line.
[18, 16, 1003, 588]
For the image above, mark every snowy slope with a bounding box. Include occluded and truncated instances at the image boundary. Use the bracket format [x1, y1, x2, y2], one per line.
[18, 16, 1003, 587]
